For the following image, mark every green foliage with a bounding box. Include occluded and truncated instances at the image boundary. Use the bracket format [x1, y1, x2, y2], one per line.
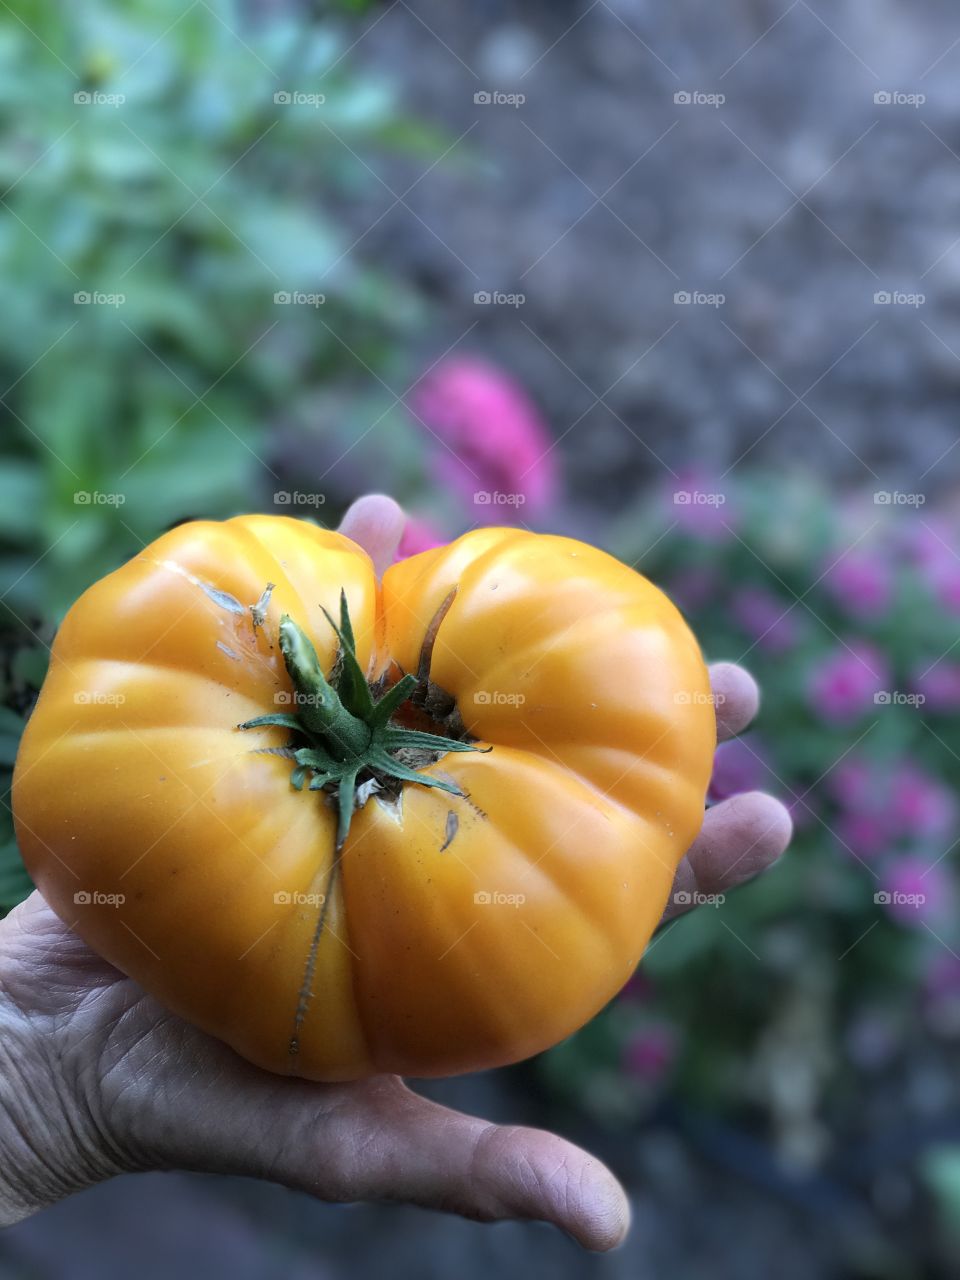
[0, 0, 432, 909]
[0, 0, 423, 624]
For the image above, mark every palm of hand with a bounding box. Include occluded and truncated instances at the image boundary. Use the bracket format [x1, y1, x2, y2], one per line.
[0, 497, 791, 1249]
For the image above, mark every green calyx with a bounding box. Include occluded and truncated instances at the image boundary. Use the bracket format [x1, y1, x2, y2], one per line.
[239, 590, 480, 850]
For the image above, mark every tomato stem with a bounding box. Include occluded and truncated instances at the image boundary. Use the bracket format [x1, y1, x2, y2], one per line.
[238, 590, 483, 850]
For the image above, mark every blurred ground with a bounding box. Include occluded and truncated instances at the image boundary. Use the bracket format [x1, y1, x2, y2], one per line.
[0, 1162, 832, 1280]
[339, 0, 960, 509]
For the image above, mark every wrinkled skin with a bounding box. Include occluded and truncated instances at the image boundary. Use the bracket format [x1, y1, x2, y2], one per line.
[0, 496, 792, 1248]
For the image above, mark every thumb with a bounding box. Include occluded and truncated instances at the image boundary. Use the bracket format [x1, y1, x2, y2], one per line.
[338, 494, 405, 578]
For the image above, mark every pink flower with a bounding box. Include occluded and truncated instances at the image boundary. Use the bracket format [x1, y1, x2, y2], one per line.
[905, 517, 954, 572]
[906, 519, 960, 612]
[621, 1023, 677, 1082]
[408, 357, 556, 519]
[826, 756, 955, 859]
[807, 642, 890, 724]
[822, 550, 893, 620]
[881, 855, 953, 928]
[835, 810, 891, 861]
[888, 766, 956, 840]
[731, 586, 800, 653]
[911, 661, 960, 713]
[396, 515, 445, 561]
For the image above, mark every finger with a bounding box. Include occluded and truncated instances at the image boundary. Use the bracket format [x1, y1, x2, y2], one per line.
[329, 1079, 631, 1251]
[662, 791, 792, 921]
[147, 1067, 630, 1252]
[709, 662, 759, 741]
[338, 494, 406, 578]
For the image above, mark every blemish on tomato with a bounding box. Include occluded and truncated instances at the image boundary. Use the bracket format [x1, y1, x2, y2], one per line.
[440, 810, 458, 852]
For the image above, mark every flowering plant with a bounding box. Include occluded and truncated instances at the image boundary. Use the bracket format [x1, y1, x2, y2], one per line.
[541, 474, 960, 1158]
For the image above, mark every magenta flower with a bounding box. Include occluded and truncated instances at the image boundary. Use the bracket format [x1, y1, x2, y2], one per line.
[881, 855, 953, 928]
[807, 642, 890, 724]
[911, 661, 960, 713]
[408, 357, 556, 519]
[822, 550, 893, 620]
[396, 515, 445, 561]
[905, 517, 953, 571]
[731, 585, 800, 653]
[621, 1023, 677, 1082]
[906, 519, 960, 612]
[827, 756, 954, 859]
[888, 766, 956, 840]
[835, 810, 891, 861]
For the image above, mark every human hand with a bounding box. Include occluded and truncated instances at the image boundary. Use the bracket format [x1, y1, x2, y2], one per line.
[0, 496, 790, 1249]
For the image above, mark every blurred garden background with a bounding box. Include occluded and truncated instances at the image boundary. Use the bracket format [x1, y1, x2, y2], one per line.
[4, 0, 960, 1276]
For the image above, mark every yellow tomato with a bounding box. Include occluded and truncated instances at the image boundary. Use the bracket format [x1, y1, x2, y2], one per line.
[14, 516, 714, 1079]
